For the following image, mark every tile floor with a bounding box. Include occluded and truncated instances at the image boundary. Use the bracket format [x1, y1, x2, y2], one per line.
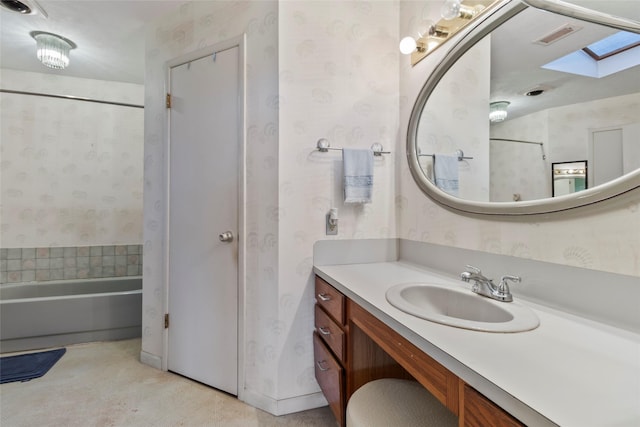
[0, 339, 336, 427]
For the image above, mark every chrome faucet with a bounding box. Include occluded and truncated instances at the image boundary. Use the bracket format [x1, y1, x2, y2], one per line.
[460, 265, 520, 302]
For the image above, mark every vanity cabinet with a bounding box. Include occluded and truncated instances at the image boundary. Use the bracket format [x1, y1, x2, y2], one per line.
[313, 276, 348, 424]
[313, 275, 527, 427]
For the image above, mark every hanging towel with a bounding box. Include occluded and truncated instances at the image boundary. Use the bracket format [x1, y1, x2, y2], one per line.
[343, 148, 374, 204]
[434, 154, 459, 196]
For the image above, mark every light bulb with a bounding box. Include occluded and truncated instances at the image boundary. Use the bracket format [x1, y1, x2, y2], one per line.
[441, 0, 462, 20]
[399, 36, 418, 55]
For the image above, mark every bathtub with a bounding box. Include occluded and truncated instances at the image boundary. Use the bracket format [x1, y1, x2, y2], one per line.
[0, 277, 142, 353]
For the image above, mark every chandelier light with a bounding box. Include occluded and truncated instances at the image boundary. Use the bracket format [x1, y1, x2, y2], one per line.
[489, 101, 510, 123]
[30, 31, 76, 70]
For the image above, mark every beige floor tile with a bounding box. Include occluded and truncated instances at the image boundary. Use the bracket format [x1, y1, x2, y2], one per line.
[0, 339, 336, 427]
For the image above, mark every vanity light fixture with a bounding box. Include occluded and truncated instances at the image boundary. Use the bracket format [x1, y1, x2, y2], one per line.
[399, 36, 421, 55]
[399, 23, 450, 55]
[30, 31, 76, 70]
[441, 0, 484, 21]
[489, 101, 510, 123]
[401, 0, 501, 66]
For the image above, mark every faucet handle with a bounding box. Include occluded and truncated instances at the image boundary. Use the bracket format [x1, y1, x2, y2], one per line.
[498, 275, 521, 293]
[465, 265, 482, 274]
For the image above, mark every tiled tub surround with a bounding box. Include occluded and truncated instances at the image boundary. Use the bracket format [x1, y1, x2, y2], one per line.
[0, 245, 142, 284]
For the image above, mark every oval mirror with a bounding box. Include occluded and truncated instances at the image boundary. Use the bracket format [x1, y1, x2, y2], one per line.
[407, 0, 640, 215]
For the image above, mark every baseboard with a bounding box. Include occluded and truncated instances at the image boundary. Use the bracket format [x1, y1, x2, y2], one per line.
[239, 388, 328, 416]
[140, 350, 162, 370]
[0, 327, 141, 354]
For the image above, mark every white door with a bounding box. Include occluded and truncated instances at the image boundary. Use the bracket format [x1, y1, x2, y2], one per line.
[591, 128, 623, 187]
[168, 44, 239, 395]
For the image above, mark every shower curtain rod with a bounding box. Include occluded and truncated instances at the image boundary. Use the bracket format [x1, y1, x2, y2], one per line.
[490, 137, 546, 160]
[490, 138, 542, 146]
[0, 89, 144, 109]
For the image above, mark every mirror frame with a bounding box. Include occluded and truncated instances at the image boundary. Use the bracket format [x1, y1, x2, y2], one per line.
[407, 0, 640, 215]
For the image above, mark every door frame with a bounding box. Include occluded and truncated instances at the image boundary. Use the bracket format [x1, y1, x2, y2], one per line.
[162, 34, 246, 400]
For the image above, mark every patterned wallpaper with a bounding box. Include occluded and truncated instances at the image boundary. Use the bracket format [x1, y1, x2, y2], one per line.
[278, 0, 398, 399]
[0, 70, 144, 248]
[398, 2, 640, 277]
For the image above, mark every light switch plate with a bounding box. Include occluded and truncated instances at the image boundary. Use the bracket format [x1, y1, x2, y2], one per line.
[326, 213, 338, 235]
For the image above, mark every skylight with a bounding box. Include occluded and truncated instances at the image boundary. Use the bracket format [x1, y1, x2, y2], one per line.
[583, 31, 640, 60]
[542, 31, 640, 78]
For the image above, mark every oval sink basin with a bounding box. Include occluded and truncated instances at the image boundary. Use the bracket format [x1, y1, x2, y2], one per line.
[386, 283, 539, 333]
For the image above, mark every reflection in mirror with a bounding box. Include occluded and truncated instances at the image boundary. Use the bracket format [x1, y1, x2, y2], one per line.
[552, 161, 587, 197]
[408, 0, 640, 214]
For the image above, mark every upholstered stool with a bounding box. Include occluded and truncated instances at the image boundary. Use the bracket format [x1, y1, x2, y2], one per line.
[346, 378, 457, 427]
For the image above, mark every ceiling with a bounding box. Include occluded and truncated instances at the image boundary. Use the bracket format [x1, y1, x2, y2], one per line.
[0, 0, 638, 89]
[490, 0, 640, 121]
[0, 0, 186, 84]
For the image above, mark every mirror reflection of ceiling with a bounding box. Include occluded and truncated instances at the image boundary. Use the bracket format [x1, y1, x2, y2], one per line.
[409, 0, 640, 214]
[0, 0, 185, 84]
[490, 2, 640, 121]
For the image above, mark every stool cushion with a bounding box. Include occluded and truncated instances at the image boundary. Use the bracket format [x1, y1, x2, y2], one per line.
[346, 378, 457, 427]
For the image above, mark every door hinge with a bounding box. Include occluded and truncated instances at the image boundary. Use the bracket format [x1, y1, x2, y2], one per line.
[166, 93, 171, 109]
[164, 313, 170, 329]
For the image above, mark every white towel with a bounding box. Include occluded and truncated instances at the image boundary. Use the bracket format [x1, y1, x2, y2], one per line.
[343, 148, 373, 204]
[434, 154, 459, 196]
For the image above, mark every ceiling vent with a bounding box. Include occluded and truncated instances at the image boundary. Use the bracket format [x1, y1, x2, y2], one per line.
[0, 0, 47, 17]
[533, 24, 582, 46]
[523, 84, 554, 96]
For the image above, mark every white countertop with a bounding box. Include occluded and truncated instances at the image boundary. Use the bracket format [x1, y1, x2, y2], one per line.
[314, 261, 640, 427]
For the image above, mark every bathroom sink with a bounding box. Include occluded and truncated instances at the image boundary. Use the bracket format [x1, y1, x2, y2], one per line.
[385, 283, 539, 332]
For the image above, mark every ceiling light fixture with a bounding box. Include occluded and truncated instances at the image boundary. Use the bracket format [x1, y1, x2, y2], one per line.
[489, 101, 510, 123]
[30, 31, 76, 70]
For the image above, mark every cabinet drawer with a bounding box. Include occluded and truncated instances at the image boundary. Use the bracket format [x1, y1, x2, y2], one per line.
[314, 332, 344, 424]
[463, 385, 525, 427]
[315, 304, 346, 362]
[315, 276, 345, 325]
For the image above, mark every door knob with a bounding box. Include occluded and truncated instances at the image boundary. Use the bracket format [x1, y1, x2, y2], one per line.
[219, 231, 234, 242]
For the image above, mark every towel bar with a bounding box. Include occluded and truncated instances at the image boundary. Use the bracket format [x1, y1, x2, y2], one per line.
[316, 139, 390, 156]
[419, 149, 473, 161]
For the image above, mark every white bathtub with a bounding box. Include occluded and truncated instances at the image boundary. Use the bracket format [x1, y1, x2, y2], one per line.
[0, 277, 142, 353]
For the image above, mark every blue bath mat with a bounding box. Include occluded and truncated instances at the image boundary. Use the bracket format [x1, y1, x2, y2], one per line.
[0, 348, 66, 384]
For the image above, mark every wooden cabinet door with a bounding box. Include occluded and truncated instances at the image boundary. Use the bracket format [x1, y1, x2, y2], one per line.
[314, 332, 344, 424]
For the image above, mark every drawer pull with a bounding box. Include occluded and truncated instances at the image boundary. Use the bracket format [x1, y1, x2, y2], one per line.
[316, 360, 329, 371]
[318, 327, 331, 335]
[317, 293, 332, 302]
